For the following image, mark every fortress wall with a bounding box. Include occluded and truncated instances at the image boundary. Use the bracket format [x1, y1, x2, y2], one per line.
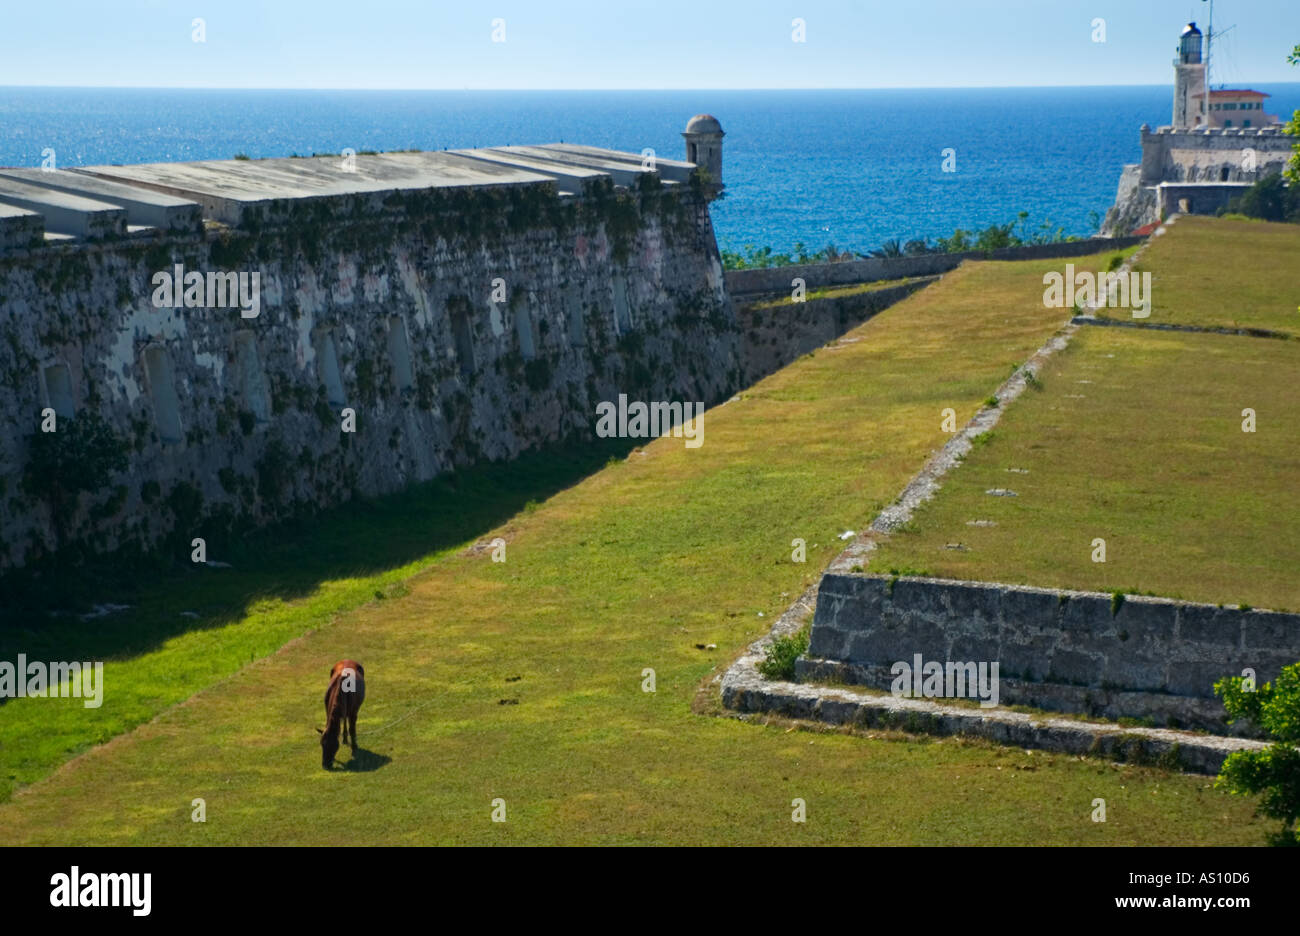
[1140, 126, 1293, 183]
[725, 237, 1144, 298]
[797, 574, 1300, 734]
[736, 279, 932, 386]
[0, 178, 738, 570]
[0, 208, 44, 253]
[1105, 125, 1293, 233]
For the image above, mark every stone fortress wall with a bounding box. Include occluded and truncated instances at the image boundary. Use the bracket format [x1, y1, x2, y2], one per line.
[1103, 126, 1294, 235]
[0, 128, 741, 571]
[798, 574, 1300, 734]
[725, 236, 1146, 298]
[728, 237, 1144, 387]
[1137, 124, 1293, 184]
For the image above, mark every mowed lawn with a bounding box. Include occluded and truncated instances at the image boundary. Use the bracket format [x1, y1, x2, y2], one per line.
[1094, 215, 1300, 335]
[871, 325, 1300, 611]
[0, 251, 1269, 845]
[0, 445, 632, 803]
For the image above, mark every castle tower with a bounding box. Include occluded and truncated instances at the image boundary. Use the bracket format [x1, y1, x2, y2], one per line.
[682, 114, 724, 197]
[1173, 23, 1206, 129]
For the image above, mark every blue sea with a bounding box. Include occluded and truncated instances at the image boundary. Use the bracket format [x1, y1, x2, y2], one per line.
[2, 86, 1298, 255]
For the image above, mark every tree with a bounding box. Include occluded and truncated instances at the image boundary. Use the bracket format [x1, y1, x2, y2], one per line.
[1223, 172, 1300, 222]
[1214, 662, 1300, 846]
[1287, 44, 1300, 184]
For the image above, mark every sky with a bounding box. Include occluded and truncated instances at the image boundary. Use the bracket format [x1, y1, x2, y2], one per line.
[1, 0, 1297, 90]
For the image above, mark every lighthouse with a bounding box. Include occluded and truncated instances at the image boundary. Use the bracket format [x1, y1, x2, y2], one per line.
[1172, 23, 1206, 129]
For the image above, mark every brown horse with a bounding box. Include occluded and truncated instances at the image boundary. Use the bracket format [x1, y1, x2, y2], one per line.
[317, 659, 365, 769]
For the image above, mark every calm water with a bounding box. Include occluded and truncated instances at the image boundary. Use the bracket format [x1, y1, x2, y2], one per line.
[2, 86, 1298, 254]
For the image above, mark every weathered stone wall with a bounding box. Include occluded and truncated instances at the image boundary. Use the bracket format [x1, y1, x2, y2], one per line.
[0, 177, 738, 570]
[798, 573, 1300, 734]
[735, 279, 933, 386]
[0, 207, 43, 254]
[725, 237, 1144, 298]
[1103, 124, 1294, 234]
[1138, 125, 1293, 185]
[1156, 182, 1248, 218]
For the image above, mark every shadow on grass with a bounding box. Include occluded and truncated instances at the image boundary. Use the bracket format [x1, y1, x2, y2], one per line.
[0, 435, 638, 665]
[338, 748, 391, 773]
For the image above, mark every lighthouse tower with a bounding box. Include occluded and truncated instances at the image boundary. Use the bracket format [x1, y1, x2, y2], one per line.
[1173, 23, 1206, 129]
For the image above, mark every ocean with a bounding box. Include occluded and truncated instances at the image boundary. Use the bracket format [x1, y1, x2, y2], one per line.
[2, 85, 1297, 255]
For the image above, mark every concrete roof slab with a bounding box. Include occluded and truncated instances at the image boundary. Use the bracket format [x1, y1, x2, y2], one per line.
[81, 151, 561, 224]
[0, 168, 201, 232]
[0, 177, 127, 238]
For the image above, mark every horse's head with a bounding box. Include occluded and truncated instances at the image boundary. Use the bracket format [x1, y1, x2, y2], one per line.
[317, 726, 339, 769]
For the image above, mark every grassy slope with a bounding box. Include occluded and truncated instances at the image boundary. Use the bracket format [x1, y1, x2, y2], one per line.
[1095, 216, 1300, 335]
[870, 325, 1300, 610]
[0, 252, 1267, 844]
[0, 445, 634, 802]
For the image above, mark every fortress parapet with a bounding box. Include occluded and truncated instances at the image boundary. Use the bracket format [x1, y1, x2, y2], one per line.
[0, 120, 737, 571]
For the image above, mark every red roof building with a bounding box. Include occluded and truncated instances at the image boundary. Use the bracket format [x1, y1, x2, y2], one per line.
[1190, 89, 1280, 129]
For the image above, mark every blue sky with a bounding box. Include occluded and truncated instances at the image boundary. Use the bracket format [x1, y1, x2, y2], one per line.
[2, 0, 1298, 89]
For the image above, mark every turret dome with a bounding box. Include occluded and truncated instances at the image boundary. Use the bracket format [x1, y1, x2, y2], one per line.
[684, 114, 723, 135]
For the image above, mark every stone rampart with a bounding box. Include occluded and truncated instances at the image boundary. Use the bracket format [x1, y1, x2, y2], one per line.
[797, 573, 1300, 734]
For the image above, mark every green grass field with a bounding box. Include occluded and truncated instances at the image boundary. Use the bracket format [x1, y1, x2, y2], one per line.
[870, 325, 1300, 610]
[0, 444, 635, 802]
[1093, 215, 1300, 336]
[0, 247, 1270, 845]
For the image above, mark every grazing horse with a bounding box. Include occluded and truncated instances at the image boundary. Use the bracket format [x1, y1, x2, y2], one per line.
[317, 659, 365, 769]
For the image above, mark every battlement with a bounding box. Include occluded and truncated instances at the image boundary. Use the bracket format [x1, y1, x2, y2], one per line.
[1123, 119, 1295, 207]
[0, 144, 701, 254]
[1144, 123, 1289, 142]
[0, 130, 735, 572]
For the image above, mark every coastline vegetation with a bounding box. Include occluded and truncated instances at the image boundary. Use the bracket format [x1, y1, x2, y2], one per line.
[721, 211, 1089, 270]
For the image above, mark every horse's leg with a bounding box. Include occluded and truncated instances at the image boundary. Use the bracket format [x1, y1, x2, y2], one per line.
[348, 707, 359, 753]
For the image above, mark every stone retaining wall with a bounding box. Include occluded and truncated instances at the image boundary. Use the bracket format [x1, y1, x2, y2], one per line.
[798, 574, 1300, 734]
[0, 181, 737, 571]
[725, 237, 1144, 298]
[736, 278, 933, 386]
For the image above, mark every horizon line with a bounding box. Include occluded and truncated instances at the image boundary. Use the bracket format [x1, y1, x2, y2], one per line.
[8, 82, 1290, 92]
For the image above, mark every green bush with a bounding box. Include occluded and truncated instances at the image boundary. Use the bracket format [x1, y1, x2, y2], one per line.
[758, 625, 809, 681]
[1220, 173, 1300, 223]
[1215, 662, 1300, 846]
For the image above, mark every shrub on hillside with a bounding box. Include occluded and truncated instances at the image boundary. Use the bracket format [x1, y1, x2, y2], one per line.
[1214, 662, 1300, 846]
[1219, 173, 1300, 223]
[758, 625, 810, 681]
